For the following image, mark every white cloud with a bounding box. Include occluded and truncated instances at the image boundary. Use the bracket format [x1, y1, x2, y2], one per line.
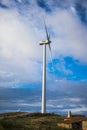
[0, 1, 87, 88]
[0, 8, 43, 87]
[62, 106, 87, 115]
[46, 8, 87, 64]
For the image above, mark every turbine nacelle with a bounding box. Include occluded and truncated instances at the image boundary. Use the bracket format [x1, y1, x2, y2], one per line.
[40, 40, 51, 45]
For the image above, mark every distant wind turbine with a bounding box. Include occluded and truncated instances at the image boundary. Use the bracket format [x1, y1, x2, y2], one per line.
[40, 18, 52, 114]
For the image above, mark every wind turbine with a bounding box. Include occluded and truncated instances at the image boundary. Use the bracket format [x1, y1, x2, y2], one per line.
[40, 19, 52, 114]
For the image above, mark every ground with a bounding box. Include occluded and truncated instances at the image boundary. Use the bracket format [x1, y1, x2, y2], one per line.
[0, 112, 72, 130]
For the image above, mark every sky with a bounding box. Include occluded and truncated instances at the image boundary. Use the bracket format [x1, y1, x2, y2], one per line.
[0, 0, 87, 115]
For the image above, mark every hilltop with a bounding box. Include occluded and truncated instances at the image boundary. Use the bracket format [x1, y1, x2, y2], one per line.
[0, 112, 71, 130]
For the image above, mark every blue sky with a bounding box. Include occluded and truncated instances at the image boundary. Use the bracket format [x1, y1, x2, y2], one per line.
[0, 0, 87, 114]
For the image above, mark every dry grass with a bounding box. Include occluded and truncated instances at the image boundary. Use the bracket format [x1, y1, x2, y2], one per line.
[0, 112, 71, 130]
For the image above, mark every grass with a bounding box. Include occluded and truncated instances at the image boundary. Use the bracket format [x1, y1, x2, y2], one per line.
[0, 112, 72, 130]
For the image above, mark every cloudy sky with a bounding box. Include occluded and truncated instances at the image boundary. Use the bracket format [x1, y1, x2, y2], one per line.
[0, 0, 87, 115]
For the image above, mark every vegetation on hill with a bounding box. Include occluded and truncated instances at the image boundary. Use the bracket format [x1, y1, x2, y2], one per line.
[0, 112, 72, 130]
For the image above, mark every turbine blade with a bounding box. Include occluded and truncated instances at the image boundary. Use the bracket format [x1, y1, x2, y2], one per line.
[48, 44, 54, 72]
[48, 43, 51, 53]
[43, 17, 49, 41]
[48, 34, 50, 41]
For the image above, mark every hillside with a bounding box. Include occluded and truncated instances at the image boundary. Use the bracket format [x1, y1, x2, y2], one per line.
[0, 112, 72, 130]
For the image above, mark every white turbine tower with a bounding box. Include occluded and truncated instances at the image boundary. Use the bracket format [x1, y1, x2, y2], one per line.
[40, 19, 52, 114]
